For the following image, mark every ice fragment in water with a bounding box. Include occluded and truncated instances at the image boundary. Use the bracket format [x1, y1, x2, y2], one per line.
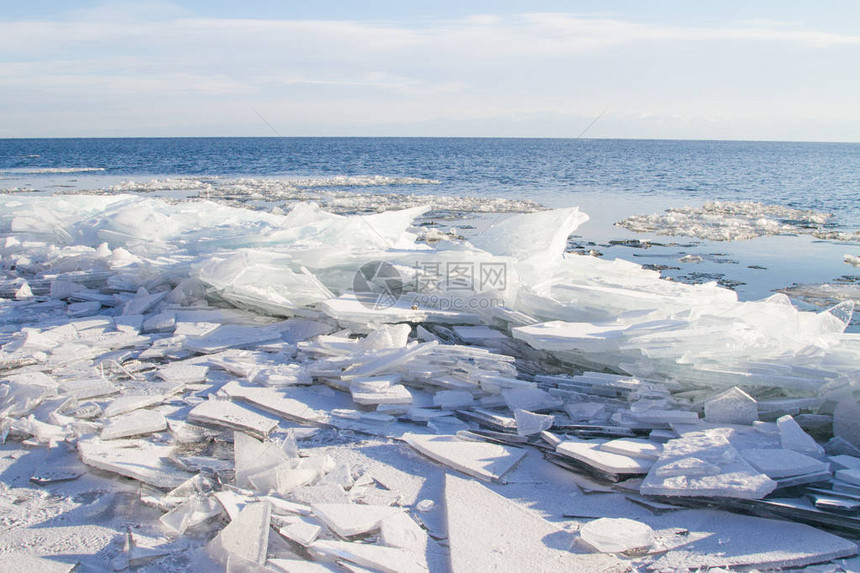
[579, 517, 654, 553]
[704, 386, 758, 425]
[233, 430, 293, 488]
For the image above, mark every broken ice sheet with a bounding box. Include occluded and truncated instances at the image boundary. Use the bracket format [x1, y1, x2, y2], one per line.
[78, 437, 194, 488]
[403, 433, 527, 483]
[514, 409, 555, 436]
[704, 386, 758, 425]
[188, 398, 279, 439]
[101, 409, 167, 440]
[311, 503, 402, 537]
[160, 494, 222, 534]
[649, 508, 858, 570]
[207, 499, 271, 565]
[641, 429, 777, 500]
[739, 448, 830, 479]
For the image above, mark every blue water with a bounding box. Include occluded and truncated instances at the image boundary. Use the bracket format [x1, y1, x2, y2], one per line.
[1, 137, 858, 321]
[1, 137, 858, 224]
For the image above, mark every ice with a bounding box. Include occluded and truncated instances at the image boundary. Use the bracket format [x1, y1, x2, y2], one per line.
[617, 200, 853, 241]
[207, 500, 271, 565]
[350, 381, 412, 406]
[156, 362, 209, 384]
[599, 438, 663, 461]
[160, 494, 222, 534]
[556, 441, 653, 476]
[233, 431, 293, 489]
[188, 398, 279, 439]
[777, 414, 824, 457]
[219, 381, 324, 425]
[403, 433, 527, 482]
[654, 457, 721, 478]
[641, 429, 778, 499]
[309, 540, 427, 573]
[445, 473, 622, 572]
[739, 448, 830, 478]
[4, 192, 860, 568]
[101, 409, 167, 440]
[184, 324, 285, 354]
[102, 393, 164, 417]
[835, 468, 860, 486]
[579, 517, 654, 553]
[833, 398, 860, 449]
[78, 437, 194, 488]
[704, 386, 758, 425]
[276, 516, 322, 547]
[514, 409, 555, 436]
[311, 503, 402, 537]
[650, 509, 858, 570]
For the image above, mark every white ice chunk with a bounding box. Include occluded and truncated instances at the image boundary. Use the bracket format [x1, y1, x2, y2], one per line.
[350, 383, 413, 406]
[704, 386, 758, 425]
[312, 503, 403, 537]
[101, 409, 167, 440]
[220, 381, 324, 425]
[78, 437, 194, 488]
[102, 394, 164, 417]
[58, 378, 118, 400]
[739, 448, 830, 479]
[514, 409, 555, 436]
[777, 414, 824, 457]
[432, 390, 475, 409]
[556, 441, 653, 475]
[207, 500, 271, 565]
[156, 362, 209, 384]
[184, 324, 285, 354]
[599, 438, 663, 461]
[277, 517, 322, 547]
[502, 386, 559, 412]
[654, 457, 721, 478]
[835, 468, 860, 486]
[641, 429, 777, 499]
[233, 431, 292, 489]
[579, 517, 654, 553]
[403, 433, 527, 482]
[188, 399, 279, 439]
[160, 495, 222, 534]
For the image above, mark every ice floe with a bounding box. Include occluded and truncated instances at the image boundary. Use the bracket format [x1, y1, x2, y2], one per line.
[617, 200, 860, 241]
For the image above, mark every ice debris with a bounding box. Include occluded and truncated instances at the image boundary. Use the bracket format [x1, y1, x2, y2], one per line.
[1, 195, 860, 571]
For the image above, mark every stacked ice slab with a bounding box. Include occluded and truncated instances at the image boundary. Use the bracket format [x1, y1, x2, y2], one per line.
[3, 194, 860, 570]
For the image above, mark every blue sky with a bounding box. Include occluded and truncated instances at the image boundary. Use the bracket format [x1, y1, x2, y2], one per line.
[2, 1, 858, 140]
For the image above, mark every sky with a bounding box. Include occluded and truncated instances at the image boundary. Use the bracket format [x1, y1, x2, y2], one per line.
[1, 1, 859, 141]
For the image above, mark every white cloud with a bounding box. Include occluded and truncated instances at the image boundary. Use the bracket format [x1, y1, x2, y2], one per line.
[0, 9, 857, 138]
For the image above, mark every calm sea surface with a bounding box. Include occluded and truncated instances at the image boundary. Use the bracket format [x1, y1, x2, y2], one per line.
[1, 137, 858, 322]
